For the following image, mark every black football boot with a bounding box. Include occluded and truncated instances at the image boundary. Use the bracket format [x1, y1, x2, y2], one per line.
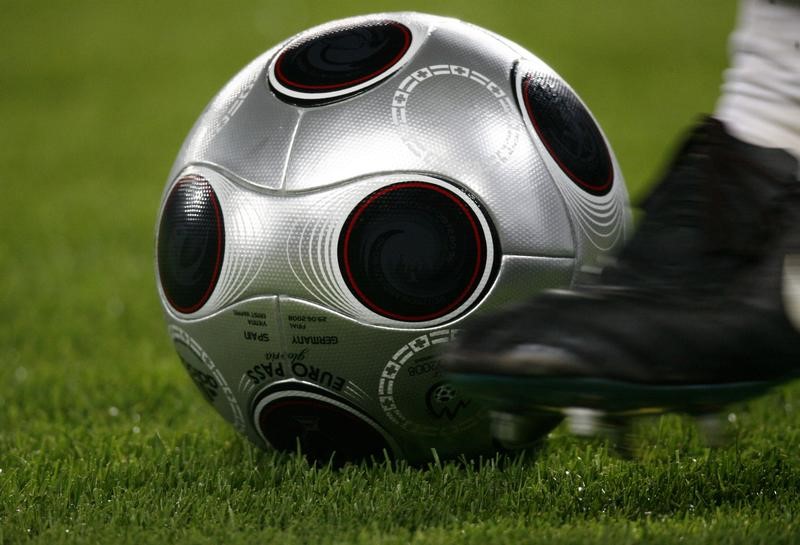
[444, 117, 800, 443]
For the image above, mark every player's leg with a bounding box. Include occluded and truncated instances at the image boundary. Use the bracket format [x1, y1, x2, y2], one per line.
[443, 0, 800, 437]
[715, 0, 800, 159]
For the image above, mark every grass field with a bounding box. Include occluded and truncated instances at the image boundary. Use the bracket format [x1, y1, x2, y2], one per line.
[4, 0, 800, 543]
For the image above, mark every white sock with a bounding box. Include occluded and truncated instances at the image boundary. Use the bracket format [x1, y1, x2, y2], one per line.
[715, 0, 800, 160]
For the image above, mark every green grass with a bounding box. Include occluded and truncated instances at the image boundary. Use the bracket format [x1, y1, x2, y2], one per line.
[4, 0, 800, 543]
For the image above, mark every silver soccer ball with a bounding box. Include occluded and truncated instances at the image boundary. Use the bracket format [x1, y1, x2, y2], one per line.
[155, 12, 630, 464]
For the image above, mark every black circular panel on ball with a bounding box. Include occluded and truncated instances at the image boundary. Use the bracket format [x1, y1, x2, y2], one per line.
[158, 176, 224, 314]
[340, 182, 488, 322]
[258, 397, 392, 465]
[522, 72, 613, 195]
[273, 20, 411, 93]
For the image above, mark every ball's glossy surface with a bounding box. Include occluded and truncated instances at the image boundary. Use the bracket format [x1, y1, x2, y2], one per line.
[156, 12, 630, 464]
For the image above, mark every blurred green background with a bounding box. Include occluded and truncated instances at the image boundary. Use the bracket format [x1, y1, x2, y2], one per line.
[10, 2, 799, 545]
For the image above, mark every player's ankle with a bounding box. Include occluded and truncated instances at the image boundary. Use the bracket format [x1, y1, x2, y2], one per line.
[714, 0, 800, 161]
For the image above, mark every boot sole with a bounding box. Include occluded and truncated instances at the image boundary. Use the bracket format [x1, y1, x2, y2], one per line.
[450, 372, 778, 416]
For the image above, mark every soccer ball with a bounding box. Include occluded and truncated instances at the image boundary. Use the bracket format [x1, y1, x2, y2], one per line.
[155, 12, 630, 464]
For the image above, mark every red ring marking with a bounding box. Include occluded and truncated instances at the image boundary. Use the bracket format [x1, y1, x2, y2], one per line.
[258, 398, 390, 455]
[522, 74, 613, 193]
[274, 21, 412, 92]
[162, 176, 224, 314]
[341, 182, 485, 322]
